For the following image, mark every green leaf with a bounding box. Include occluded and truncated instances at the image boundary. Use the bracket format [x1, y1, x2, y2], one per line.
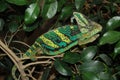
[99, 54, 112, 66]
[82, 72, 99, 80]
[41, 0, 58, 19]
[80, 46, 97, 62]
[23, 22, 39, 32]
[59, 6, 73, 20]
[106, 16, 120, 30]
[114, 41, 120, 58]
[99, 31, 120, 45]
[0, 0, 8, 12]
[93, 0, 103, 4]
[57, 0, 66, 12]
[8, 22, 18, 33]
[41, 67, 51, 80]
[46, 0, 56, 3]
[63, 52, 81, 64]
[1, 58, 13, 70]
[0, 62, 7, 69]
[115, 66, 120, 71]
[6, 75, 13, 80]
[46, 0, 58, 19]
[0, 18, 5, 31]
[75, 0, 85, 10]
[71, 74, 81, 80]
[54, 59, 72, 76]
[79, 61, 105, 73]
[56, 76, 68, 80]
[8, 15, 23, 23]
[6, 0, 28, 5]
[24, 3, 40, 24]
[98, 72, 114, 80]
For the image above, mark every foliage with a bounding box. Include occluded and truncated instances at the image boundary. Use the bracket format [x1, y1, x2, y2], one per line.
[0, 0, 120, 80]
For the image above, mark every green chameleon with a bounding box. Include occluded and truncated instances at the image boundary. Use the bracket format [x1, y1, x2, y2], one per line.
[25, 12, 102, 57]
[12, 12, 102, 79]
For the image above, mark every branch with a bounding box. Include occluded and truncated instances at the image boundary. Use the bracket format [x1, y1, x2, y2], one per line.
[12, 40, 30, 48]
[0, 40, 27, 80]
[0, 40, 20, 65]
[24, 60, 52, 68]
[21, 54, 64, 60]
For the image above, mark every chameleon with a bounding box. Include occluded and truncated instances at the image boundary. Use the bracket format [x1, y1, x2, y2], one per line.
[25, 12, 102, 56]
[12, 12, 102, 79]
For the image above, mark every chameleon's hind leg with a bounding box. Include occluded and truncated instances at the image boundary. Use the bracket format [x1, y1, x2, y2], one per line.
[78, 34, 99, 46]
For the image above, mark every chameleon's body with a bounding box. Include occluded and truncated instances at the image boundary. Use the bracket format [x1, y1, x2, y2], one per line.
[26, 25, 80, 56]
[25, 12, 102, 57]
[12, 12, 102, 80]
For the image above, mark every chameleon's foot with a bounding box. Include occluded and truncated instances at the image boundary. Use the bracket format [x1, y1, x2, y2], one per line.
[70, 17, 75, 24]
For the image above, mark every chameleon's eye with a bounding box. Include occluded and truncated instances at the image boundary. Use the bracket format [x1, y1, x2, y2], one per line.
[80, 28, 89, 33]
[80, 24, 93, 33]
[86, 25, 93, 30]
[71, 17, 78, 25]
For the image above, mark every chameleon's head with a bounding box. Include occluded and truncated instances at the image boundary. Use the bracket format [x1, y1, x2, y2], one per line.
[73, 12, 102, 39]
[73, 12, 102, 33]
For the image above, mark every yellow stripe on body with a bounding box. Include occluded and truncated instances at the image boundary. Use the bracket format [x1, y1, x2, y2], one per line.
[70, 26, 74, 29]
[35, 41, 41, 47]
[40, 35, 59, 48]
[23, 49, 33, 57]
[32, 45, 36, 49]
[27, 49, 32, 53]
[54, 29, 71, 44]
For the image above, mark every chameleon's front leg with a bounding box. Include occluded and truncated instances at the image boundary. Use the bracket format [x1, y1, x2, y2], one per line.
[78, 34, 99, 45]
[71, 16, 75, 24]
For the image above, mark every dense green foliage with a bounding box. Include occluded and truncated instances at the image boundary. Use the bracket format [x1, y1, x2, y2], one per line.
[0, 0, 120, 80]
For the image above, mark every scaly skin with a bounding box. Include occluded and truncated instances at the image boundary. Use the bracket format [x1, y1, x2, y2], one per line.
[12, 12, 102, 80]
[25, 12, 102, 56]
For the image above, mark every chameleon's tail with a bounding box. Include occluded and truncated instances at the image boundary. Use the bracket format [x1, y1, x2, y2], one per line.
[12, 44, 39, 79]
[12, 65, 18, 80]
[25, 44, 37, 57]
[11, 44, 39, 79]
[12, 66, 29, 80]
[24, 42, 43, 60]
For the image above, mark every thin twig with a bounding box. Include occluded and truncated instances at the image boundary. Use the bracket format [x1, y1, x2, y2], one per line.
[27, 74, 37, 80]
[11, 47, 23, 58]
[0, 53, 24, 57]
[21, 54, 64, 60]
[0, 40, 27, 80]
[74, 64, 79, 74]
[4, 31, 9, 46]
[11, 47, 22, 53]
[24, 60, 52, 68]
[7, 23, 23, 46]
[7, 31, 19, 46]
[31, 67, 36, 73]
[12, 40, 30, 48]
[26, 67, 36, 80]
[0, 54, 7, 57]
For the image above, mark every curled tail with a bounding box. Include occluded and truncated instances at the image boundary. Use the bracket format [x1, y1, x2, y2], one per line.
[12, 66, 18, 80]
[12, 41, 43, 79]
[12, 66, 29, 80]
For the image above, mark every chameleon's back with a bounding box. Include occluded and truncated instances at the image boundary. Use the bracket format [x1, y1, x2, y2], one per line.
[25, 12, 102, 57]
[25, 25, 81, 56]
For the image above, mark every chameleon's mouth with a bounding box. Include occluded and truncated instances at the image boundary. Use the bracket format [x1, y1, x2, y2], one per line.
[91, 21, 102, 35]
[82, 21, 102, 40]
